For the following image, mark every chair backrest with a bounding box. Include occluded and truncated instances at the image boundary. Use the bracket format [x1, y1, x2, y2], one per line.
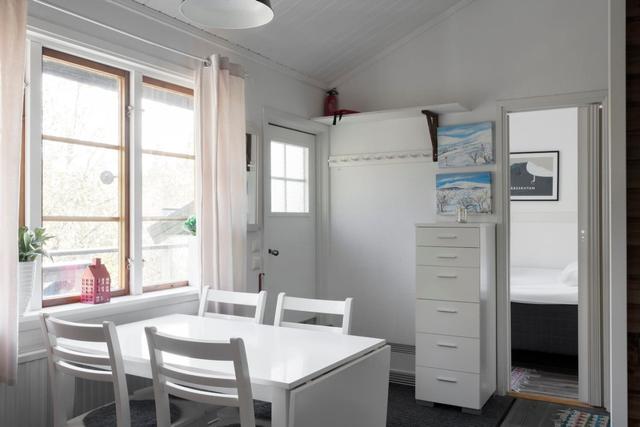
[273, 293, 354, 335]
[198, 286, 267, 324]
[145, 327, 256, 427]
[40, 313, 130, 427]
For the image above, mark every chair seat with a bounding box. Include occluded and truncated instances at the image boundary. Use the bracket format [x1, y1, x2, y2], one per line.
[68, 398, 207, 427]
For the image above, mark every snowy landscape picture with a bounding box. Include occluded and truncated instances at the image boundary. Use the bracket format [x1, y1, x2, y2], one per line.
[437, 122, 494, 168]
[436, 172, 492, 215]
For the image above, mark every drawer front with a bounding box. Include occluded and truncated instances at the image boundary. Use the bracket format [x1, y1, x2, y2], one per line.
[415, 333, 480, 373]
[416, 300, 479, 338]
[416, 227, 479, 248]
[415, 367, 480, 409]
[416, 246, 480, 268]
[416, 266, 480, 302]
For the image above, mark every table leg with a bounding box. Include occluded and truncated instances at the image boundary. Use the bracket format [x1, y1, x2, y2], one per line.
[271, 388, 290, 427]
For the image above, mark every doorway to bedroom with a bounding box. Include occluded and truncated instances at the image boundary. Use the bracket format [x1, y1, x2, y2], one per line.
[499, 93, 606, 408]
[508, 107, 581, 402]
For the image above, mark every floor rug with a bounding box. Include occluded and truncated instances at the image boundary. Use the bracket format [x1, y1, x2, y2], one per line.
[501, 399, 610, 427]
[387, 384, 514, 427]
[511, 367, 579, 400]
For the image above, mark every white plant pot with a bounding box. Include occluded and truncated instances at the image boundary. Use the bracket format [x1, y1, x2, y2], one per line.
[18, 261, 36, 315]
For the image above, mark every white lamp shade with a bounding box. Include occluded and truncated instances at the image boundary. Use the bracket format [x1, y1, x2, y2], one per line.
[179, 0, 274, 29]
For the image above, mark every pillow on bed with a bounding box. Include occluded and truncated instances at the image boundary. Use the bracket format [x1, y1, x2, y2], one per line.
[558, 261, 579, 286]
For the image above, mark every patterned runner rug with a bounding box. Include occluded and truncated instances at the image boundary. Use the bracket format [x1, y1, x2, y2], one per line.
[511, 367, 579, 400]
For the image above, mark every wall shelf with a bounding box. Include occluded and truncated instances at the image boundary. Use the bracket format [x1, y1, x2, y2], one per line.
[311, 103, 468, 125]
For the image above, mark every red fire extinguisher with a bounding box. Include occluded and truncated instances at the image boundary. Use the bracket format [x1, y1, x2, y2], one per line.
[324, 88, 339, 116]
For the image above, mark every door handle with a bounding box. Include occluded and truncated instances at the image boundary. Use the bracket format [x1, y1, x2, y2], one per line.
[258, 273, 265, 292]
[268, 249, 279, 256]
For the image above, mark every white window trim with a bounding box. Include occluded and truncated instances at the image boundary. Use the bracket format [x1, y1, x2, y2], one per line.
[24, 35, 199, 309]
[269, 141, 311, 215]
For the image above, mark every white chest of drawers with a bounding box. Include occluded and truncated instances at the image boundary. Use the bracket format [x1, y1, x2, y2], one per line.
[415, 223, 496, 411]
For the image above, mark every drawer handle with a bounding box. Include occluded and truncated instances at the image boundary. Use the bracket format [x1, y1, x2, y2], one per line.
[436, 376, 458, 383]
[437, 308, 458, 314]
[437, 255, 458, 259]
[437, 235, 458, 240]
[436, 342, 458, 349]
[436, 274, 458, 279]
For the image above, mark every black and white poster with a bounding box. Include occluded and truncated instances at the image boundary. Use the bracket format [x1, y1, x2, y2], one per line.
[510, 151, 559, 201]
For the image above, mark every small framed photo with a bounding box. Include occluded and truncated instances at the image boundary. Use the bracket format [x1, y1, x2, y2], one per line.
[510, 151, 559, 201]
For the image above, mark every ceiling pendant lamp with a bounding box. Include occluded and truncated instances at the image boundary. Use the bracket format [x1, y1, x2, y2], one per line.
[179, 0, 274, 29]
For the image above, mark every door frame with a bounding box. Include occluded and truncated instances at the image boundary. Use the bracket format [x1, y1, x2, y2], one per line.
[261, 107, 330, 301]
[495, 91, 609, 406]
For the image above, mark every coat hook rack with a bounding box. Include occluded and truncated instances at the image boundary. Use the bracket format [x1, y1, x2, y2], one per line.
[421, 110, 439, 161]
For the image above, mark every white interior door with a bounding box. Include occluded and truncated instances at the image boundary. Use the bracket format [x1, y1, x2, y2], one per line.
[263, 124, 316, 324]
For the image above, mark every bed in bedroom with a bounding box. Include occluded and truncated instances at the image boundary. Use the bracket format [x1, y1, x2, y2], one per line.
[510, 263, 578, 357]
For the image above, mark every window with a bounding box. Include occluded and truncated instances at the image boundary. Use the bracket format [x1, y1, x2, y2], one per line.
[140, 77, 195, 290]
[40, 48, 129, 306]
[33, 47, 195, 306]
[270, 141, 309, 213]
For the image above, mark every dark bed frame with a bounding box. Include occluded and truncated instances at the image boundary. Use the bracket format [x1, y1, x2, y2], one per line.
[511, 302, 578, 357]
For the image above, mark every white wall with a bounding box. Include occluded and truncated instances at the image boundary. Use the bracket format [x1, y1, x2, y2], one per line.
[336, 0, 608, 119]
[509, 108, 578, 270]
[325, 0, 608, 348]
[325, 117, 436, 345]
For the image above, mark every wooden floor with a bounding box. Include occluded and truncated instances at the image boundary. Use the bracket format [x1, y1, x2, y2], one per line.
[627, 1, 640, 424]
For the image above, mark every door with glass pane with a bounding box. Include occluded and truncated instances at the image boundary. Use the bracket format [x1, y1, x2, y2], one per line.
[263, 125, 316, 324]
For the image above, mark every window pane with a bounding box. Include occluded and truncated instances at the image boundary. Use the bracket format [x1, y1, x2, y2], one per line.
[42, 140, 120, 217]
[285, 144, 306, 180]
[40, 50, 127, 303]
[271, 142, 285, 178]
[286, 180, 306, 213]
[271, 178, 285, 212]
[142, 154, 195, 218]
[141, 80, 194, 289]
[142, 84, 194, 155]
[42, 221, 121, 298]
[42, 57, 120, 145]
[142, 220, 191, 287]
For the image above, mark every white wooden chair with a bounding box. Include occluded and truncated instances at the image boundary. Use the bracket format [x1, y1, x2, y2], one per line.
[40, 313, 206, 427]
[198, 286, 267, 324]
[145, 326, 257, 427]
[273, 293, 354, 335]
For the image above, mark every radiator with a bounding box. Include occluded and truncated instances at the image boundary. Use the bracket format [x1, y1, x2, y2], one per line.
[388, 342, 416, 387]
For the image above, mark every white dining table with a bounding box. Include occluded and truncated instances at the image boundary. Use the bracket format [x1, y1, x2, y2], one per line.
[65, 314, 390, 427]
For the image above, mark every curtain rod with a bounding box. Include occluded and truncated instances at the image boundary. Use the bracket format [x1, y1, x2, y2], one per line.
[33, 0, 210, 65]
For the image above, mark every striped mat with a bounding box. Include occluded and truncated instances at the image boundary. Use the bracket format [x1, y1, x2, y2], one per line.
[554, 409, 610, 427]
[502, 399, 610, 427]
[511, 367, 579, 400]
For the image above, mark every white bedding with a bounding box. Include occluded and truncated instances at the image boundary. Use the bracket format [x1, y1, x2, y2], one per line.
[510, 267, 578, 305]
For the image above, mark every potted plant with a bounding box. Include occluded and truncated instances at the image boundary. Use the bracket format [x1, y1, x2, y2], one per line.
[18, 226, 53, 314]
[183, 215, 196, 236]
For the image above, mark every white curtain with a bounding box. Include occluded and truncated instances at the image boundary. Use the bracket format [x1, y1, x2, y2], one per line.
[196, 55, 247, 293]
[0, 0, 27, 385]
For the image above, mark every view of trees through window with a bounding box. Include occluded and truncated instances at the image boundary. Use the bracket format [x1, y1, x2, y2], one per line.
[41, 50, 127, 303]
[39, 49, 195, 305]
[141, 78, 195, 288]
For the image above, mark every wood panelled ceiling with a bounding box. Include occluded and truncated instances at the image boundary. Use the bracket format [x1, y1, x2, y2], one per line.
[131, 0, 465, 86]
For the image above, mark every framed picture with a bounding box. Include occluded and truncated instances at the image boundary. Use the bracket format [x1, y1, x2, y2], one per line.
[437, 122, 494, 168]
[436, 172, 492, 215]
[510, 151, 559, 201]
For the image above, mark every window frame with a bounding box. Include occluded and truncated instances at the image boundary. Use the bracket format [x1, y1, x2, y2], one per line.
[39, 47, 131, 307]
[268, 140, 311, 215]
[139, 75, 195, 293]
[24, 39, 197, 308]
